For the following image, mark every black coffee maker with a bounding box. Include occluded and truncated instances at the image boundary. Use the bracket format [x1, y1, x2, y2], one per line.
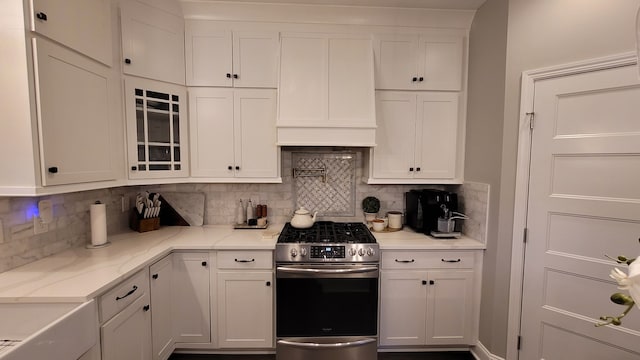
[405, 189, 459, 234]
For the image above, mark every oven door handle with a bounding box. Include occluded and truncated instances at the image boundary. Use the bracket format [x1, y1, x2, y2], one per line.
[276, 266, 378, 275]
[277, 337, 376, 349]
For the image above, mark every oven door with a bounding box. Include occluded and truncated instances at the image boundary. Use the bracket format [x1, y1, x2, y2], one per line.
[276, 264, 378, 338]
[276, 336, 377, 360]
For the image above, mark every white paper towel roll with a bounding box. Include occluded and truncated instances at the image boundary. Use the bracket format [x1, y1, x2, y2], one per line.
[90, 202, 107, 246]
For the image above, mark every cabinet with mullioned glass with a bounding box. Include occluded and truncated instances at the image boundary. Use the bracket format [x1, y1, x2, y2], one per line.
[124, 77, 188, 179]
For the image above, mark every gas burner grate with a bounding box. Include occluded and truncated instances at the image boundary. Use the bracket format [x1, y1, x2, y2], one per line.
[278, 221, 376, 244]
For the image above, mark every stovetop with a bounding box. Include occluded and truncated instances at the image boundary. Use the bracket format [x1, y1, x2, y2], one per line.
[276, 221, 379, 263]
[278, 221, 376, 244]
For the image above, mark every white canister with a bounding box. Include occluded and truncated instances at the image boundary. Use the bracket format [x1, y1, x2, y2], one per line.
[387, 211, 403, 229]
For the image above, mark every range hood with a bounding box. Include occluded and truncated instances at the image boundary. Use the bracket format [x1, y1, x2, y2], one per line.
[276, 32, 377, 147]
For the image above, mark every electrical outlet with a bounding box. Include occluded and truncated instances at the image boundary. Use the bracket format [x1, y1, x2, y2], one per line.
[33, 216, 48, 234]
[121, 195, 130, 212]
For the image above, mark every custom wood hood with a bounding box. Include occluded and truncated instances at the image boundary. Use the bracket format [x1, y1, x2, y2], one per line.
[276, 32, 377, 147]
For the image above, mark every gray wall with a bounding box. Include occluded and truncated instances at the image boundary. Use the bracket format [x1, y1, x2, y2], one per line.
[465, 0, 509, 356]
[467, 0, 640, 357]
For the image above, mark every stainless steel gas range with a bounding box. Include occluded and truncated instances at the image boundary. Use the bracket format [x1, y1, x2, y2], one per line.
[275, 221, 379, 360]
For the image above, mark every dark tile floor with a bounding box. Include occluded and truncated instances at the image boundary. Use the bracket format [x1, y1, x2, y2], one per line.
[169, 352, 474, 360]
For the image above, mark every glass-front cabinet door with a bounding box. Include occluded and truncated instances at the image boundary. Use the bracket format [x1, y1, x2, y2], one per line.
[125, 77, 188, 179]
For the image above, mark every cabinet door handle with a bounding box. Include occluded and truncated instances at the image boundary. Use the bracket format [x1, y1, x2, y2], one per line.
[228, 166, 233, 170]
[233, 74, 238, 79]
[394, 259, 415, 263]
[115, 285, 138, 301]
[430, 280, 435, 285]
[48, 166, 59, 174]
[235, 166, 240, 171]
[226, 73, 231, 78]
[409, 167, 414, 172]
[143, 304, 150, 312]
[124, 58, 132, 64]
[416, 167, 421, 172]
[419, 77, 424, 82]
[152, 274, 158, 279]
[422, 280, 427, 285]
[266, 281, 271, 286]
[412, 77, 418, 82]
[36, 12, 48, 21]
[201, 261, 207, 267]
[235, 258, 255, 263]
[441, 258, 461, 263]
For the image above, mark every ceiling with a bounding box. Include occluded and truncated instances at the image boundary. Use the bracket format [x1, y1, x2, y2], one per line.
[192, 0, 487, 10]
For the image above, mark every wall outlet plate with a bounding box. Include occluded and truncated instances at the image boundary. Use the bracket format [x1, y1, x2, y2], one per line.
[38, 199, 53, 224]
[34, 216, 48, 234]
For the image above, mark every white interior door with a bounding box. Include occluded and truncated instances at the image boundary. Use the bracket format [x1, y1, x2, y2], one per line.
[520, 63, 640, 360]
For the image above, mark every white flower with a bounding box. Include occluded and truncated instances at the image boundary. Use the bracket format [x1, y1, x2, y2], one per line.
[610, 257, 640, 309]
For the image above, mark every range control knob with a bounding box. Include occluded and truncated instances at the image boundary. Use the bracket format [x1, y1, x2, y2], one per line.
[290, 248, 298, 258]
[348, 248, 357, 257]
[358, 248, 366, 256]
[300, 248, 307, 257]
[367, 248, 375, 257]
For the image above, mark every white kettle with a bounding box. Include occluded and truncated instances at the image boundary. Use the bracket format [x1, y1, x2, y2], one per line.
[290, 207, 317, 229]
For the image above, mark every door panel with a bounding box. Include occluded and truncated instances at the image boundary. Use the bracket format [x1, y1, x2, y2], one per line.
[188, 88, 235, 177]
[520, 64, 640, 359]
[373, 92, 417, 179]
[235, 90, 278, 178]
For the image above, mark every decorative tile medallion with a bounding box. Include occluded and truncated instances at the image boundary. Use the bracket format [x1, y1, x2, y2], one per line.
[292, 152, 356, 217]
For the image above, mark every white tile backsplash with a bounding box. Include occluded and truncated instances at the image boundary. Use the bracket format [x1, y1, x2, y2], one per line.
[0, 149, 489, 273]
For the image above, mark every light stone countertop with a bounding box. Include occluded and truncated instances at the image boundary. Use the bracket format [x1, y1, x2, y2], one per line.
[0, 224, 483, 303]
[0, 225, 282, 304]
[372, 227, 486, 250]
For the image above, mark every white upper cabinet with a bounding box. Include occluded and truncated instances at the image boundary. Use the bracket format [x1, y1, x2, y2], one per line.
[120, 0, 185, 85]
[124, 77, 189, 179]
[371, 91, 461, 183]
[30, 0, 112, 66]
[277, 32, 376, 146]
[185, 21, 279, 88]
[374, 33, 463, 91]
[189, 88, 280, 181]
[34, 38, 117, 187]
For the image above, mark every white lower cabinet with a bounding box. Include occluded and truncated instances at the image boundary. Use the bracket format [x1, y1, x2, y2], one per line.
[215, 251, 274, 348]
[379, 250, 477, 347]
[149, 254, 174, 360]
[100, 270, 152, 360]
[172, 252, 211, 344]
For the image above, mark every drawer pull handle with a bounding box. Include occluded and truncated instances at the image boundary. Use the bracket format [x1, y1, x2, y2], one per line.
[143, 304, 150, 312]
[235, 258, 255, 263]
[395, 259, 415, 263]
[441, 258, 461, 263]
[115, 285, 138, 301]
[152, 274, 158, 279]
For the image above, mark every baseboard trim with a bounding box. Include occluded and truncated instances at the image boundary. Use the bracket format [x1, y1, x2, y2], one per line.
[471, 341, 505, 360]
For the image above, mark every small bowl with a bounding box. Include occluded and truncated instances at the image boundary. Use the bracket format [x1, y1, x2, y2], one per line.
[371, 219, 386, 232]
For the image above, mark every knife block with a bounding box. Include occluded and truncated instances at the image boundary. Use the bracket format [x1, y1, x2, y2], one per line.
[129, 209, 160, 233]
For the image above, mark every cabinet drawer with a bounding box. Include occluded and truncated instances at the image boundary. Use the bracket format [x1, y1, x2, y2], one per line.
[216, 251, 273, 269]
[99, 269, 149, 322]
[381, 251, 475, 270]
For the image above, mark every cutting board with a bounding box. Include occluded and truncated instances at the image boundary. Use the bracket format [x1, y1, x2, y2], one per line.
[159, 192, 205, 226]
